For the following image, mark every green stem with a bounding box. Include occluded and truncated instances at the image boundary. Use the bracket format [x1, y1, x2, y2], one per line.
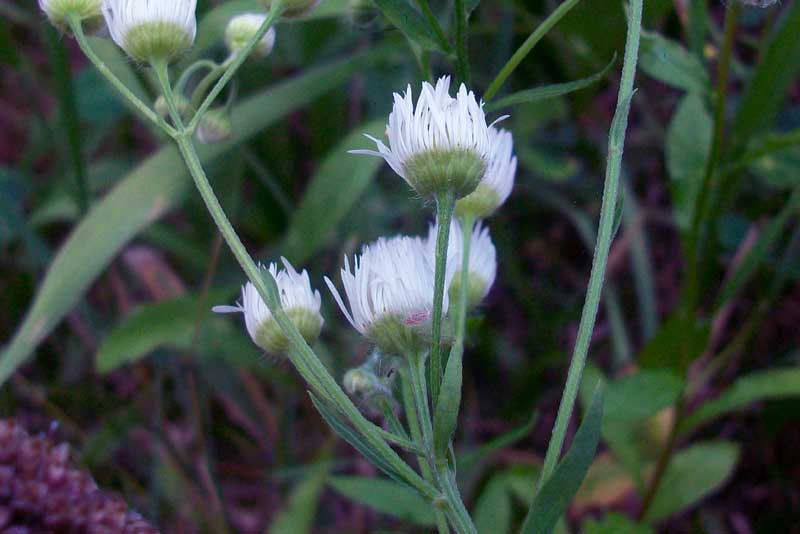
[414, 0, 451, 53]
[537, 0, 642, 487]
[683, 2, 739, 315]
[430, 191, 456, 404]
[190, 63, 228, 111]
[455, 215, 475, 339]
[454, 0, 471, 84]
[68, 17, 169, 134]
[154, 61, 437, 500]
[484, 0, 583, 101]
[187, 4, 284, 132]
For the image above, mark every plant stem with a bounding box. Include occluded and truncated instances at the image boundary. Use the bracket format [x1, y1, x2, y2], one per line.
[537, 0, 642, 487]
[187, 4, 284, 132]
[683, 2, 739, 315]
[454, 0, 471, 84]
[153, 61, 437, 500]
[484, 0, 583, 101]
[454, 215, 475, 343]
[430, 191, 456, 404]
[68, 17, 168, 134]
[414, 0, 451, 53]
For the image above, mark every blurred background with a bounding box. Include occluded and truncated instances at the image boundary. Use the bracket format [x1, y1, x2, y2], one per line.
[1, 0, 799, 532]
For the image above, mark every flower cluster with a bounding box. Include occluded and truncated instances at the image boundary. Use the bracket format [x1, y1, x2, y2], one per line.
[0, 420, 158, 533]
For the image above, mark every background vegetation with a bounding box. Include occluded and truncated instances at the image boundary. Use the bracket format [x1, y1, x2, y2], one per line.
[1, 0, 799, 531]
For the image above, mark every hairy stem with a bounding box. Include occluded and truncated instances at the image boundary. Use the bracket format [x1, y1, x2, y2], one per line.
[429, 191, 456, 403]
[537, 0, 643, 487]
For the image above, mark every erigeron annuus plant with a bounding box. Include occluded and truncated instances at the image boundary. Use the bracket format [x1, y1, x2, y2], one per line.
[39, 0, 644, 530]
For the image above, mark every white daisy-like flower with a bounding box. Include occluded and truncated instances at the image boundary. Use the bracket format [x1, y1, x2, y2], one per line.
[39, 0, 102, 25]
[352, 76, 502, 198]
[225, 13, 277, 58]
[325, 235, 450, 354]
[213, 258, 323, 355]
[456, 127, 517, 219]
[428, 220, 497, 308]
[101, 0, 197, 63]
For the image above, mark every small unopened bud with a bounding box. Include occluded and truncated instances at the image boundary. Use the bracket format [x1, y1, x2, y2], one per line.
[196, 109, 233, 145]
[263, 0, 321, 19]
[225, 13, 277, 58]
[213, 259, 323, 356]
[39, 0, 102, 27]
[154, 94, 191, 121]
[343, 369, 373, 396]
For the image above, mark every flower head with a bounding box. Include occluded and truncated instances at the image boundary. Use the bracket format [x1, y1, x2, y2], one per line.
[225, 13, 277, 58]
[428, 220, 497, 308]
[456, 127, 517, 219]
[325, 235, 450, 354]
[39, 0, 102, 26]
[352, 76, 498, 199]
[101, 0, 197, 63]
[213, 258, 323, 355]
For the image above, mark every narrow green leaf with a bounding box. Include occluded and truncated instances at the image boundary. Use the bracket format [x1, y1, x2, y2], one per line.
[583, 513, 654, 534]
[0, 49, 385, 385]
[487, 54, 616, 112]
[283, 119, 385, 263]
[638, 31, 709, 93]
[328, 476, 435, 526]
[372, 0, 447, 52]
[603, 370, 683, 421]
[433, 345, 463, 457]
[643, 441, 739, 521]
[520, 385, 604, 534]
[733, 1, 800, 142]
[681, 368, 800, 435]
[639, 312, 709, 374]
[474, 474, 513, 534]
[270, 464, 329, 534]
[308, 392, 406, 485]
[716, 190, 800, 307]
[665, 92, 712, 230]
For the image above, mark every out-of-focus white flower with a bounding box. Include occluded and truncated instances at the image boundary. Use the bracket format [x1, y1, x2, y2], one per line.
[39, 0, 102, 26]
[101, 0, 197, 63]
[428, 220, 497, 308]
[456, 127, 517, 219]
[352, 76, 501, 199]
[225, 13, 277, 58]
[213, 258, 323, 355]
[325, 235, 448, 354]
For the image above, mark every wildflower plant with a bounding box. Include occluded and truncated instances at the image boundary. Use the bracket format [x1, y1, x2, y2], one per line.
[26, 0, 798, 530]
[25, 0, 646, 529]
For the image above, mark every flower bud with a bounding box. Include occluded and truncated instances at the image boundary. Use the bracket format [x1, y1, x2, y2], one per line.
[154, 93, 191, 121]
[39, 0, 102, 27]
[456, 128, 516, 219]
[214, 259, 323, 356]
[101, 0, 198, 63]
[225, 13, 277, 58]
[196, 109, 233, 145]
[343, 368, 374, 396]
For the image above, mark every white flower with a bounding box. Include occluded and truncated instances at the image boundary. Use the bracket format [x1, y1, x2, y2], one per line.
[428, 220, 497, 307]
[325, 235, 449, 353]
[352, 76, 502, 198]
[39, 0, 102, 25]
[457, 127, 517, 218]
[101, 0, 197, 62]
[225, 13, 277, 58]
[213, 258, 323, 354]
